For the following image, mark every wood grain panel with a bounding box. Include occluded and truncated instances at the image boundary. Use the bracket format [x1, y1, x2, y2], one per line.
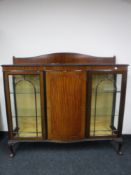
[13, 53, 116, 64]
[46, 71, 87, 141]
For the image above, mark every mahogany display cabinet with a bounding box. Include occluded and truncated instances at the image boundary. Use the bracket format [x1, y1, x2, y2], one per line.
[2, 53, 128, 157]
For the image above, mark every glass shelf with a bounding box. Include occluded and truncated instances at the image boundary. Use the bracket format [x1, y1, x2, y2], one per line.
[92, 90, 121, 93]
[90, 114, 119, 117]
[10, 92, 40, 94]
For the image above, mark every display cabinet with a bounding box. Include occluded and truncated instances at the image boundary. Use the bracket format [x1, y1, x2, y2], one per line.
[2, 53, 128, 157]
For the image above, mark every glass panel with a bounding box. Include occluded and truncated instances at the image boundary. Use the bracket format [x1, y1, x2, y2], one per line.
[9, 74, 42, 138]
[113, 75, 122, 129]
[90, 74, 122, 136]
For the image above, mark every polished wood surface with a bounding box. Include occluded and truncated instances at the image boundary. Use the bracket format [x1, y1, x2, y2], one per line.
[13, 52, 116, 64]
[2, 65, 128, 72]
[46, 71, 87, 140]
[2, 54, 128, 142]
[2, 53, 128, 156]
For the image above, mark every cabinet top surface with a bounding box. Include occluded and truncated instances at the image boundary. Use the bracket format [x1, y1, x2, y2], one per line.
[2, 63, 129, 67]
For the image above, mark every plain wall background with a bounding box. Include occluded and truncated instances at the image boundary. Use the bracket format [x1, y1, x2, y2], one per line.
[0, 0, 131, 133]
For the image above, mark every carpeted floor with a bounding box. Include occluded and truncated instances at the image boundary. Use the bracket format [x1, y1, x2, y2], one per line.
[0, 136, 131, 175]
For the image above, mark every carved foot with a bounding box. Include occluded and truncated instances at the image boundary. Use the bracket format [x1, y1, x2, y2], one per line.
[117, 142, 123, 155]
[9, 152, 15, 158]
[8, 142, 15, 158]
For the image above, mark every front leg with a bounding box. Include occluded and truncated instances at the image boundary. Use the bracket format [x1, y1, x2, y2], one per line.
[8, 142, 16, 158]
[117, 142, 123, 155]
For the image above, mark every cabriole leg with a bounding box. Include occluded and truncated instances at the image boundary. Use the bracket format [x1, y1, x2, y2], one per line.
[8, 142, 15, 158]
[117, 142, 123, 155]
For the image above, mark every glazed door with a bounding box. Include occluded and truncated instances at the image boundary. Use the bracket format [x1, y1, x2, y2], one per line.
[5, 73, 45, 139]
[89, 72, 124, 137]
[46, 71, 87, 141]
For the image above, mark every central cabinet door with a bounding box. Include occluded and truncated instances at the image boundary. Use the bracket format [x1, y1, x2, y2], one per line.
[46, 71, 87, 141]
